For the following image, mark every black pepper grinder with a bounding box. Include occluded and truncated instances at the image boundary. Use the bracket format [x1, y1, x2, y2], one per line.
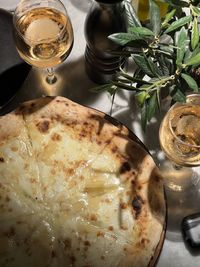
[84, 0, 127, 84]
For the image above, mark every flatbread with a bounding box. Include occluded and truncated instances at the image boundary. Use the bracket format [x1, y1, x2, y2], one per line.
[0, 96, 166, 267]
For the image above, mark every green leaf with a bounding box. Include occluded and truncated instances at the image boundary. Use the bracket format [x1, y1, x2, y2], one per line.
[139, 84, 151, 91]
[128, 26, 155, 37]
[191, 6, 200, 17]
[91, 83, 114, 93]
[98, 0, 200, 130]
[158, 44, 174, 57]
[175, 27, 188, 66]
[184, 37, 200, 63]
[141, 102, 148, 132]
[156, 89, 161, 111]
[165, 16, 192, 33]
[162, 9, 176, 28]
[133, 55, 155, 77]
[171, 87, 186, 102]
[191, 44, 200, 58]
[149, 0, 161, 35]
[185, 52, 200, 66]
[148, 77, 162, 83]
[184, 47, 192, 64]
[108, 32, 142, 46]
[145, 55, 163, 77]
[185, 44, 200, 65]
[164, 0, 189, 7]
[191, 18, 199, 51]
[181, 73, 199, 92]
[108, 86, 117, 96]
[157, 55, 170, 75]
[117, 78, 132, 84]
[112, 81, 136, 91]
[159, 35, 174, 57]
[118, 71, 150, 84]
[147, 92, 158, 122]
[165, 58, 174, 74]
[124, 1, 141, 27]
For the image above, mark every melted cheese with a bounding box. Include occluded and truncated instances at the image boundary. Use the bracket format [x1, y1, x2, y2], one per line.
[0, 97, 165, 267]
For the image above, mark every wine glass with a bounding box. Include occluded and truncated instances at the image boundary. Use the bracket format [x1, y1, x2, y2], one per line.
[159, 94, 200, 192]
[13, 0, 74, 85]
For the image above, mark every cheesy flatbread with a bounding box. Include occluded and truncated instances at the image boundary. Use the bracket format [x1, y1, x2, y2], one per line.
[0, 96, 166, 267]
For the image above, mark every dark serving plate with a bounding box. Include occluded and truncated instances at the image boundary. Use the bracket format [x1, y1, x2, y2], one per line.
[0, 8, 30, 109]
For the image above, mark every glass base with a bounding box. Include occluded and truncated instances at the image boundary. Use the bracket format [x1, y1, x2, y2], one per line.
[160, 160, 200, 193]
[160, 159, 200, 241]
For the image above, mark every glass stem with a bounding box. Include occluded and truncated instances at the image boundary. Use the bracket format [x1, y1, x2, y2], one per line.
[46, 68, 57, 84]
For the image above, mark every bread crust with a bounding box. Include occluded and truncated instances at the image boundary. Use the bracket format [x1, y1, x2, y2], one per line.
[0, 96, 166, 267]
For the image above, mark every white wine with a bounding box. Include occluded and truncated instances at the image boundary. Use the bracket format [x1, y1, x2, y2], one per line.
[159, 104, 200, 167]
[14, 7, 73, 68]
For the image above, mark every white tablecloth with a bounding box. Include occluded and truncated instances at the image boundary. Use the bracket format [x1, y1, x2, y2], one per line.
[0, 0, 19, 11]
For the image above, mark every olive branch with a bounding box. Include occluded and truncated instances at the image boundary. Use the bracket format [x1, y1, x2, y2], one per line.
[93, 0, 200, 130]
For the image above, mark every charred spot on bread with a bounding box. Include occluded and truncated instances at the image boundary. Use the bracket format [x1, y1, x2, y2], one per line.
[119, 162, 131, 174]
[132, 195, 145, 218]
[36, 120, 50, 133]
[0, 96, 165, 267]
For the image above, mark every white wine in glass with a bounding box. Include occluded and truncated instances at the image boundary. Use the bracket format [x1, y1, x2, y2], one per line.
[13, 0, 74, 84]
[159, 94, 200, 191]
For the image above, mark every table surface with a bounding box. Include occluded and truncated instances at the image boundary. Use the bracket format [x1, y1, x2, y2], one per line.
[1, 1, 200, 266]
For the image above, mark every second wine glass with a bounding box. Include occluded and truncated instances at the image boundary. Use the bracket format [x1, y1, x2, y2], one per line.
[13, 0, 74, 84]
[159, 94, 200, 192]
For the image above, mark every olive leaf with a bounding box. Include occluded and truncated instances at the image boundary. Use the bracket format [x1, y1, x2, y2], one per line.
[157, 55, 170, 75]
[191, 44, 200, 58]
[92, 0, 200, 131]
[141, 102, 148, 132]
[191, 6, 200, 17]
[162, 9, 176, 28]
[128, 26, 155, 37]
[145, 55, 163, 77]
[108, 32, 142, 45]
[119, 71, 150, 84]
[191, 18, 199, 51]
[164, 0, 189, 7]
[158, 44, 174, 57]
[185, 52, 200, 66]
[133, 55, 156, 77]
[91, 83, 116, 94]
[124, 1, 141, 27]
[165, 16, 192, 33]
[170, 87, 186, 102]
[147, 92, 158, 122]
[175, 27, 188, 67]
[149, 0, 161, 35]
[181, 73, 199, 92]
